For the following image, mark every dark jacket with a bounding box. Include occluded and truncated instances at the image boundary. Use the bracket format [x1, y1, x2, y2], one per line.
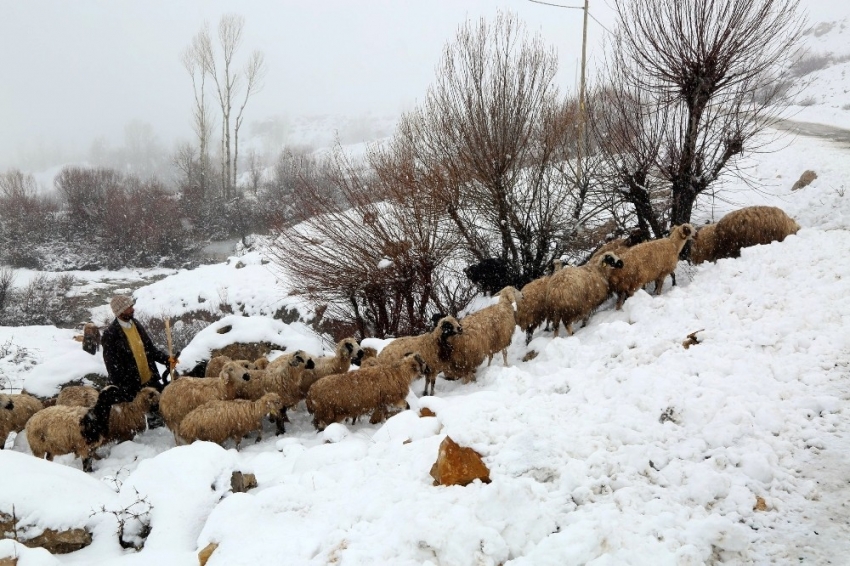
[102, 317, 170, 401]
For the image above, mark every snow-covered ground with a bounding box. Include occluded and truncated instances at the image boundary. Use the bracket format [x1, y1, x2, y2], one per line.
[4, 8, 850, 566]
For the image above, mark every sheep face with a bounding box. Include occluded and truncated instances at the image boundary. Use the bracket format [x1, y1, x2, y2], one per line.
[438, 316, 463, 338]
[673, 223, 695, 241]
[601, 252, 624, 269]
[81, 385, 123, 444]
[342, 338, 365, 364]
[139, 388, 161, 412]
[288, 350, 315, 370]
[220, 361, 253, 383]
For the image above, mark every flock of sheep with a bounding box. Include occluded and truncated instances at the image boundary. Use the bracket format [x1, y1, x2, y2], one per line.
[0, 205, 800, 472]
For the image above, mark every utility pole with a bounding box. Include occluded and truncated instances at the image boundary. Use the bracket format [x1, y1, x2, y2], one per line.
[577, 0, 589, 195]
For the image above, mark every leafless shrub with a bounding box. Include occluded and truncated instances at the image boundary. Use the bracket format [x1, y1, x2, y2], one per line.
[796, 95, 818, 106]
[90, 486, 153, 551]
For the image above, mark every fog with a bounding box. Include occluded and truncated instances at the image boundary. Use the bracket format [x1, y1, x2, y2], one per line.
[0, 0, 619, 174]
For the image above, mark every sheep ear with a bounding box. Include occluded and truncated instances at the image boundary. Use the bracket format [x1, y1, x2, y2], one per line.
[345, 341, 354, 353]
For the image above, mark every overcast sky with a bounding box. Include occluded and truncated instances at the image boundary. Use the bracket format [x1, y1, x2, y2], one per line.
[0, 0, 832, 172]
[0, 0, 621, 171]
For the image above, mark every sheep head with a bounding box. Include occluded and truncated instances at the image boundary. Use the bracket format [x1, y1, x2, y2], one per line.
[435, 316, 462, 338]
[253, 357, 270, 370]
[600, 252, 624, 269]
[220, 361, 253, 383]
[288, 350, 315, 370]
[340, 338, 364, 364]
[137, 387, 160, 412]
[404, 352, 431, 377]
[671, 223, 695, 242]
[498, 286, 523, 307]
[82, 385, 123, 444]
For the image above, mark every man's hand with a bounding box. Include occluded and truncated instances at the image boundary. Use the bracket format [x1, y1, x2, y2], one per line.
[168, 356, 179, 369]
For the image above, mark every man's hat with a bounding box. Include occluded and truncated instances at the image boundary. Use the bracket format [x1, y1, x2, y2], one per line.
[110, 294, 135, 317]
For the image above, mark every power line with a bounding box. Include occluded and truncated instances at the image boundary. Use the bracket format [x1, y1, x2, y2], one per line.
[527, 0, 584, 9]
[527, 0, 613, 34]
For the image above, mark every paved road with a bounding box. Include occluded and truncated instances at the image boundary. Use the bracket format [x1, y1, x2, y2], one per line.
[775, 118, 850, 148]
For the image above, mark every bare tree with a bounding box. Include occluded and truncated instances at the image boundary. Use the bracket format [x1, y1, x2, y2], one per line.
[185, 14, 266, 198]
[400, 12, 594, 283]
[182, 33, 214, 201]
[266, 142, 465, 339]
[611, 0, 804, 226]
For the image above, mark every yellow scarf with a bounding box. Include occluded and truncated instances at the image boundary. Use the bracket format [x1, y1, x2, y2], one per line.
[121, 323, 152, 384]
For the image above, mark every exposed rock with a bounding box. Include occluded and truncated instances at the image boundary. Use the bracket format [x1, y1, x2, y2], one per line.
[429, 436, 491, 487]
[211, 342, 280, 362]
[419, 407, 436, 418]
[754, 496, 768, 511]
[791, 170, 817, 191]
[198, 542, 218, 566]
[1, 512, 92, 555]
[230, 471, 258, 493]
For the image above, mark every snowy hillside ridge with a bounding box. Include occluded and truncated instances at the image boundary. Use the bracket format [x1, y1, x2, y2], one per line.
[2, 128, 850, 562]
[788, 12, 850, 129]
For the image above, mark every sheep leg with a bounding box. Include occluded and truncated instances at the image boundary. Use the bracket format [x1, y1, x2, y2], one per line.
[615, 293, 626, 310]
[654, 276, 666, 295]
[552, 317, 560, 338]
[275, 409, 287, 435]
[525, 328, 534, 346]
[566, 322, 574, 336]
[501, 349, 508, 367]
[486, 354, 493, 367]
[82, 456, 94, 473]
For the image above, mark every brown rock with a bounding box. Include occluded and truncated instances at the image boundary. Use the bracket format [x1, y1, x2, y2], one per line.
[429, 436, 491, 487]
[419, 407, 436, 418]
[754, 496, 768, 511]
[791, 170, 817, 191]
[230, 471, 258, 493]
[0, 557, 17, 566]
[1, 513, 92, 554]
[198, 542, 219, 566]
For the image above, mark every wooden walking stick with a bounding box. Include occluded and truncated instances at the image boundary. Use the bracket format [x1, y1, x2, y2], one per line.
[164, 317, 177, 382]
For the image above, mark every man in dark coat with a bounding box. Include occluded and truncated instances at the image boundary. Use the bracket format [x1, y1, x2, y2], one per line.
[101, 294, 176, 403]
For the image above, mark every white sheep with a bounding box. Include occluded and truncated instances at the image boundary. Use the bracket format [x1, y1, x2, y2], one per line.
[56, 385, 160, 443]
[234, 351, 315, 434]
[376, 316, 464, 395]
[0, 393, 45, 448]
[516, 260, 563, 344]
[306, 352, 430, 431]
[689, 206, 800, 264]
[608, 224, 695, 310]
[159, 366, 251, 436]
[299, 338, 364, 396]
[443, 286, 523, 383]
[177, 392, 284, 448]
[55, 385, 99, 408]
[107, 387, 161, 443]
[25, 386, 125, 472]
[545, 252, 624, 337]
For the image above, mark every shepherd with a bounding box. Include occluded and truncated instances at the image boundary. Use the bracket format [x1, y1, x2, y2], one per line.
[101, 294, 178, 403]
